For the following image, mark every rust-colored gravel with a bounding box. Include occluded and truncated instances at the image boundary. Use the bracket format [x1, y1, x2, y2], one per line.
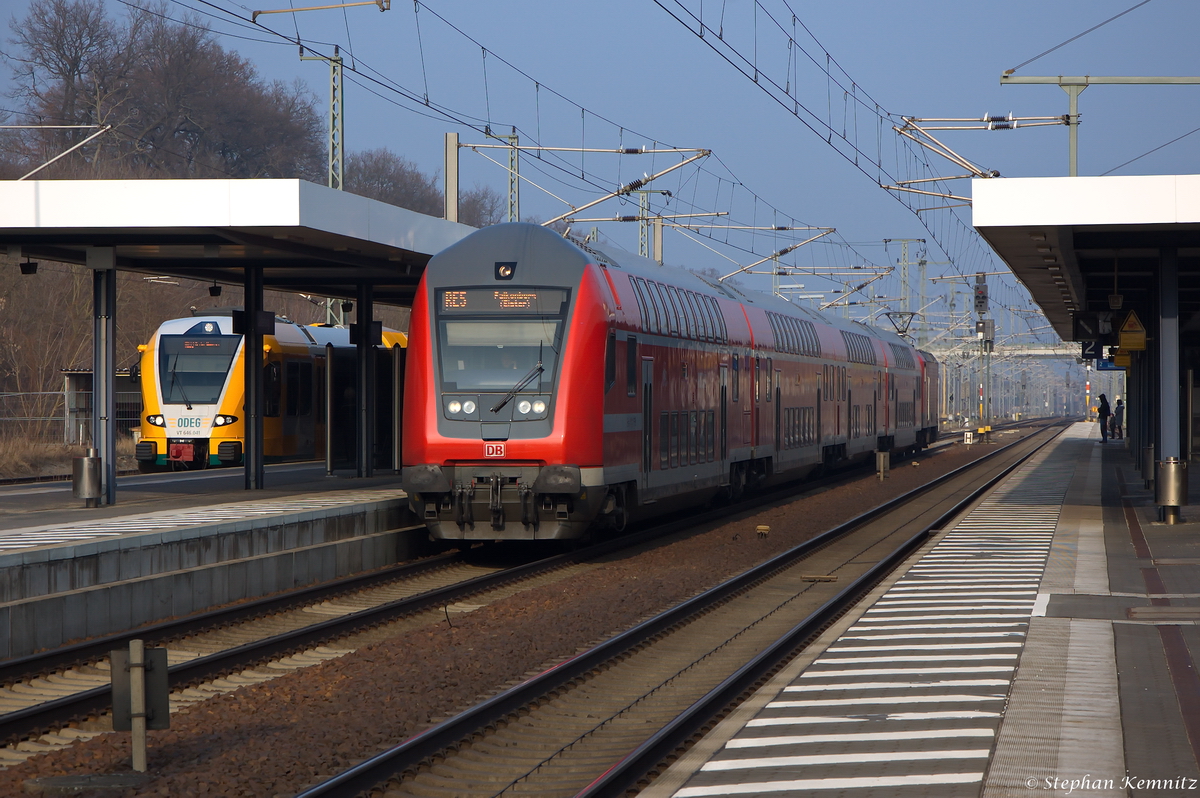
[4, 431, 1037, 797]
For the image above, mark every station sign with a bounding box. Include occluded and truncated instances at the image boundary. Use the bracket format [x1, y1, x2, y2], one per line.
[1119, 311, 1146, 351]
[1096, 359, 1125, 371]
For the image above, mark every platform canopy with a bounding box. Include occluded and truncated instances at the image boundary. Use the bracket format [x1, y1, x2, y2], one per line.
[0, 179, 473, 305]
[973, 175, 1200, 341]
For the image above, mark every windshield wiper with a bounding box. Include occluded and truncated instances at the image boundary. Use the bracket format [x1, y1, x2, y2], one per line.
[491, 344, 543, 414]
[169, 356, 193, 410]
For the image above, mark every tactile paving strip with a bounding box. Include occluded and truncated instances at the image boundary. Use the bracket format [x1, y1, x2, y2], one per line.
[0, 489, 406, 551]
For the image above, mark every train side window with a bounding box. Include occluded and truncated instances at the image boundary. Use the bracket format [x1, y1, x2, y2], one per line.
[264, 361, 281, 418]
[654, 283, 676, 336]
[666, 286, 688, 337]
[604, 331, 617, 394]
[686, 292, 707, 341]
[689, 410, 698, 465]
[670, 411, 680, 468]
[660, 412, 670, 470]
[700, 410, 710, 460]
[629, 276, 649, 332]
[707, 296, 726, 343]
[840, 366, 847, 401]
[732, 355, 740, 403]
[626, 336, 638, 397]
[754, 358, 761, 403]
[766, 359, 773, 398]
[285, 361, 300, 416]
[297, 362, 313, 416]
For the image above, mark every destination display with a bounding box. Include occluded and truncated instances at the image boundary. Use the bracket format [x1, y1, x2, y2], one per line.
[440, 288, 568, 314]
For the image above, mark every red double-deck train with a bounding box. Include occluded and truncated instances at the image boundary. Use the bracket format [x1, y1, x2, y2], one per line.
[401, 223, 939, 541]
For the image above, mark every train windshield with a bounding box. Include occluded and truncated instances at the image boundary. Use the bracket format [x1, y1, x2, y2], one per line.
[436, 288, 568, 392]
[158, 335, 241, 405]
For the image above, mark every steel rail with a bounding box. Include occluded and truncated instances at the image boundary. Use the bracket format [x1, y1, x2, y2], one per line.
[576, 423, 1066, 797]
[295, 422, 1066, 798]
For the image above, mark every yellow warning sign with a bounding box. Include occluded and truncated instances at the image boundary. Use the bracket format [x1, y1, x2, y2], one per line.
[1114, 352, 1132, 368]
[1119, 310, 1146, 351]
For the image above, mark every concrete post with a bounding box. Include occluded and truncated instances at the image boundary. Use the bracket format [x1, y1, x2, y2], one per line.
[444, 132, 459, 224]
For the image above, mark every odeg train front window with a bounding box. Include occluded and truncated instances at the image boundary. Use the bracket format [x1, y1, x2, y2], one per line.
[436, 288, 569, 393]
[158, 335, 241, 406]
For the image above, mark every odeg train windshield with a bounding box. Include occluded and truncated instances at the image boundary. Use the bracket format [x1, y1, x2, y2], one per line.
[436, 288, 569, 393]
[158, 334, 241, 406]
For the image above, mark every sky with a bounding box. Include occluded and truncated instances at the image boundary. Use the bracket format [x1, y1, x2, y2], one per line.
[2, 0, 1197, 351]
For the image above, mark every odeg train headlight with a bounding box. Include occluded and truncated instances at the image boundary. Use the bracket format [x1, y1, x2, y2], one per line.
[146, 415, 166, 427]
[213, 415, 238, 426]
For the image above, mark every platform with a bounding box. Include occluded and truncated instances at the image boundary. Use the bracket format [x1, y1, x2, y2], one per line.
[643, 422, 1200, 798]
[0, 464, 420, 659]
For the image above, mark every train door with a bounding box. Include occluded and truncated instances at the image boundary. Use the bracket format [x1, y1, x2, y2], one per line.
[641, 358, 654, 489]
[719, 364, 728, 461]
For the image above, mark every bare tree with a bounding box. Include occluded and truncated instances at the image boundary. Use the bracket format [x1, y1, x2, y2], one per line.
[2, 0, 322, 179]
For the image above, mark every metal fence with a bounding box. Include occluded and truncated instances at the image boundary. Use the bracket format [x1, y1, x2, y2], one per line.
[0, 391, 143, 444]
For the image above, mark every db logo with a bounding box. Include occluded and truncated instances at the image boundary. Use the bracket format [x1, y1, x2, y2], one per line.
[485, 443, 506, 458]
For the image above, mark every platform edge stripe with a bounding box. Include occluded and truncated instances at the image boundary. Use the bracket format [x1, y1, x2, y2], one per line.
[674, 771, 984, 797]
[702, 748, 992, 770]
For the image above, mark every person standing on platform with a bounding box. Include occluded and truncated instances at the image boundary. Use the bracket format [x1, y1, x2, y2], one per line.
[1097, 394, 1110, 443]
[1113, 398, 1125, 439]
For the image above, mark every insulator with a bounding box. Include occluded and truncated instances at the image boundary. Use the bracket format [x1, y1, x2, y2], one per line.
[618, 215, 639, 222]
[621, 148, 642, 154]
[985, 114, 1009, 123]
[621, 177, 647, 193]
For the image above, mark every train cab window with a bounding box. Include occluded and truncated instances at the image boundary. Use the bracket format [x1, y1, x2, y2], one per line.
[264, 361, 281, 418]
[626, 336, 638, 397]
[604, 331, 616, 394]
[157, 332, 240, 406]
[435, 288, 568, 394]
[732, 355, 740, 403]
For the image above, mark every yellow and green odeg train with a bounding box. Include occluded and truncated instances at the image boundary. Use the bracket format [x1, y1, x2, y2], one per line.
[135, 312, 406, 471]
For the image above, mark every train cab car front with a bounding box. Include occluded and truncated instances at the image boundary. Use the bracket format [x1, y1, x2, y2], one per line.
[403, 223, 609, 541]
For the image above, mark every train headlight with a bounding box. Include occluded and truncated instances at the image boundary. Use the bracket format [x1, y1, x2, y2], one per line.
[517, 400, 532, 415]
[447, 400, 462, 414]
[532, 400, 547, 414]
[147, 415, 166, 427]
[213, 415, 238, 426]
[462, 400, 477, 415]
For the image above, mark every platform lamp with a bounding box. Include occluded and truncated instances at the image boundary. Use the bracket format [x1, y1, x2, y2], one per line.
[209, 281, 222, 297]
[19, 258, 37, 275]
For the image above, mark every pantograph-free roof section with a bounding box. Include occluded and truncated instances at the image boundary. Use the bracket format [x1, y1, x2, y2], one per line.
[0, 179, 474, 306]
[972, 175, 1200, 340]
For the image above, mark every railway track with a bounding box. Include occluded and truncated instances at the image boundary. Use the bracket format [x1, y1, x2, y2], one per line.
[0, 421, 1056, 768]
[295, 422, 1067, 798]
